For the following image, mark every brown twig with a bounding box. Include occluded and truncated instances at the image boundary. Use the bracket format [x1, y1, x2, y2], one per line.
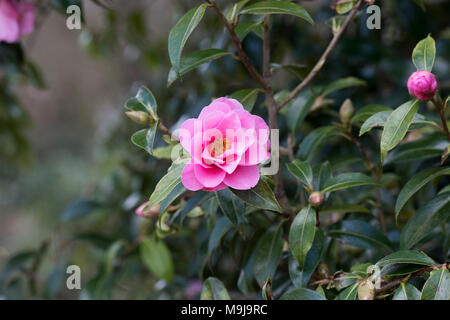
[431, 98, 450, 141]
[277, 0, 364, 111]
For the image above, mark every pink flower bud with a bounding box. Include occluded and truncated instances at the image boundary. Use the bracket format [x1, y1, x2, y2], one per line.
[135, 201, 159, 217]
[407, 71, 438, 101]
[309, 192, 324, 207]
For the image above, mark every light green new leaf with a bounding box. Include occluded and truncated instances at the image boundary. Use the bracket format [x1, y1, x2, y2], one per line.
[336, 0, 356, 15]
[380, 100, 420, 162]
[168, 4, 207, 75]
[229, 88, 260, 112]
[376, 250, 435, 270]
[289, 207, 316, 269]
[225, 0, 251, 22]
[400, 192, 450, 249]
[335, 283, 359, 300]
[200, 277, 231, 300]
[393, 283, 421, 300]
[230, 179, 282, 213]
[148, 159, 189, 208]
[286, 159, 313, 190]
[215, 188, 246, 226]
[420, 267, 450, 300]
[321, 172, 374, 193]
[253, 225, 284, 286]
[167, 49, 231, 86]
[280, 288, 326, 300]
[240, 1, 314, 25]
[395, 166, 450, 218]
[140, 237, 174, 282]
[412, 34, 435, 72]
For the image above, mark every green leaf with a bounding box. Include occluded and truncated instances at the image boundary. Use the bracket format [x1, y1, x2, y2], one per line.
[146, 120, 159, 155]
[225, 0, 251, 22]
[400, 192, 450, 249]
[140, 237, 174, 282]
[253, 225, 284, 286]
[168, 4, 207, 75]
[229, 89, 260, 112]
[420, 267, 450, 300]
[270, 63, 308, 80]
[328, 220, 393, 251]
[380, 100, 420, 162]
[287, 91, 316, 135]
[336, 0, 356, 15]
[320, 204, 371, 215]
[359, 110, 391, 136]
[321, 172, 374, 193]
[352, 104, 391, 124]
[393, 283, 421, 300]
[376, 250, 435, 270]
[136, 86, 158, 119]
[297, 126, 339, 160]
[336, 283, 359, 300]
[215, 189, 246, 226]
[280, 288, 326, 300]
[230, 179, 282, 213]
[240, 1, 314, 25]
[395, 166, 450, 218]
[286, 159, 313, 190]
[167, 49, 231, 86]
[207, 216, 233, 259]
[412, 34, 435, 72]
[235, 19, 264, 40]
[317, 161, 333, 191]
[289, 207, 316, 269]
[148, 159, 189, 208]
[124, 97, 147, 113]
[321, 76, 366, 98]
[61, 198, 102, 221]
[131, 129, 148, 150]
[200, 277, 231, 300]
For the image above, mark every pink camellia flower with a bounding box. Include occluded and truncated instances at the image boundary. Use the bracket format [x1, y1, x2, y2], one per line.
[407, 70, 438, 101]
[178, 97, 270, 192]
[0, 0, 36, 43]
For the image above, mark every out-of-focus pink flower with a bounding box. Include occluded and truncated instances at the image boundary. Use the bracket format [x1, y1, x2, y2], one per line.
[185, 280, 202, 298]
[0, 0, 35, 43]
[178, 97, 270, 192]
[407, 71, 438, 101]
[135, 201, 150, 216]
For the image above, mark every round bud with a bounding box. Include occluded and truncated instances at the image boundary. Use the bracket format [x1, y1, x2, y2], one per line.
[357, 279, 375, 300]
[339, 98, 354, 125]
[309, 192, 324, 207]
[125, 111, 154, 126]
[407, 71, 438, 101]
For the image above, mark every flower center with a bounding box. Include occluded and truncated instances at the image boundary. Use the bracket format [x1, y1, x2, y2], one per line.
[209, 138, 231, 157]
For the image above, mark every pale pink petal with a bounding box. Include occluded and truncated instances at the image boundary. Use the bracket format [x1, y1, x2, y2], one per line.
[17, 2, 35, 36]
[217, 97, 244, 111]
[216, 111, 241, 135]
[224, 165, 260, 190]
[194, 164, 226, 188]
[199, 101, 231, 120]
[181, 162, 203, 191]
[179, 118, 200, 153]
[0, 0, 20, 43]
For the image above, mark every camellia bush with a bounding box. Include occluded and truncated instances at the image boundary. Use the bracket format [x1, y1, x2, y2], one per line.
[0, 0, 449, 301]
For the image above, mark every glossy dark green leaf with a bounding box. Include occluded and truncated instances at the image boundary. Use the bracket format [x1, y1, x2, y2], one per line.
[400, 192, 450, 249]
[420, 267, 450, 300]
[61, 198, 102, 221]
[392, 283, 421, 300]
[168, 4, 207, 75]
[200, 277, 231, 300]
[321, 173, 374, 193]
[352, 104, 391, 124]
[286, 159, 313, 190]
[297, 126, 339, 160]
[215, 189, 246, 226]
[328, 220, 393, 251]
[412, 34, 435, 72]
[229, 88, 260, 112]
[320, 204, 371, 215]
[207, 216, 233, 259]
[167, 49, 231, 86]
[380, 100, 420, 162]
[159, 183, 186, 214]
[336, 283, 359, 300]
[289, 207, 316, 268]
[225, 0, 251, 22]
[148, 159, 189, 208]
[286, 91, 316, 134]
[253, 225, 284, 286]
[280, 288, 326, 300]
[376, 250, 435, 270]
[240, 1, 314, 25]
[136, 86, 158, 119]
[359, 110, 391, 136]
[321, 76, 366, 97]
[395, 166, 450, 218]
[230, 179, 282, 213]
[235, 19, 264, 40]
[140, 237, 174, 282]
[125, 97, 148, 113]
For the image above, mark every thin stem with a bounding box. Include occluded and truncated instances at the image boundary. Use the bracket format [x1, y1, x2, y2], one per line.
[431, 98, 450, 141]
[344, 132, 387, 234]
[277, 0, 364, 111]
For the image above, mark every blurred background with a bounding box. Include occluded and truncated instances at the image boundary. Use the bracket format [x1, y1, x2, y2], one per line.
[0, 0, 449, 299]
